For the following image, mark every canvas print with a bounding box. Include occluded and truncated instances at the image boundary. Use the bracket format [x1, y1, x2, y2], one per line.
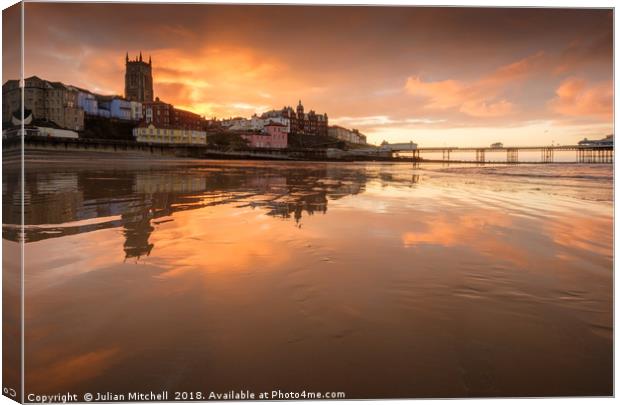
[1, 2, 614, 402]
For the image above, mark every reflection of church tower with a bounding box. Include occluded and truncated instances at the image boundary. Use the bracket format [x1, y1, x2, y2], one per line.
[124, 51, 154, 102]
[121, 198, 154, 260]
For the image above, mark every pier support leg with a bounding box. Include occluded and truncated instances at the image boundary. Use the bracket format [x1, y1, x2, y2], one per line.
[541, 148, 554, 163]
[507, 149, 518, 163]
[475, 149, 485, 163]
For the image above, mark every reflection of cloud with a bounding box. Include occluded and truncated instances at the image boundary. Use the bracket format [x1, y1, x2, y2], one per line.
[547, 214, 613, 257]
[152, 206, 292, 279]
[28, 348, 120, 391]
[400, 211, 533, 266]
[402, 212, 513, 248]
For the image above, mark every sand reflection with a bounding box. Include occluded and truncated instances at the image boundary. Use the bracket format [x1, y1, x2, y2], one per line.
[2, 161, 612, 397]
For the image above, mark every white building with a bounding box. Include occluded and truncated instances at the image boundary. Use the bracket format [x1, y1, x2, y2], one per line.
[227, 114, 264, 131]
[221, 117, 248, 128]
[36, 126, 79, 139]
[130, 101, 143, 122]
[328, 125, 367, 144]
[261, 116, 290, 133]
[379, 141, 417, 151]
[223, 114, 291, 133]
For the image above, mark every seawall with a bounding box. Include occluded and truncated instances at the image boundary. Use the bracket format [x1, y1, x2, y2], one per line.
[3, 136, 400, 163]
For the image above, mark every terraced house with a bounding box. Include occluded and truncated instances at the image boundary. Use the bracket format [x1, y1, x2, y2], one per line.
[2, 76, 85, 130]
[133, 122, 206, 145]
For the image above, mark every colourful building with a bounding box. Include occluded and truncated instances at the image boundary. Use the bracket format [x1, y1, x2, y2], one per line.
[74, 88, 99, 116]
[241, 122, 288, 149]
[133, 123, 206, 145]
[143, 97, 174, 127]
[172, 107, 206, 131]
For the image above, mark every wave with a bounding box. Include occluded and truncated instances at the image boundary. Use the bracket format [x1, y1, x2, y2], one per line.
[432, 165, 613, 182]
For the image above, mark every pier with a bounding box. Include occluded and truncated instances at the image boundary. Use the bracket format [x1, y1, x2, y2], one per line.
[3, 136, 614, 164]
[399, 145, 614, 164]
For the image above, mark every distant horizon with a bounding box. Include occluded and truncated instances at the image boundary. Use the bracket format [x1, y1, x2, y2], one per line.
[3, 3, 613, 146]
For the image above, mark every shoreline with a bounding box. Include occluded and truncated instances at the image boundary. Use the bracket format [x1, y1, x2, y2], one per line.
[2, 137, 613, 165]
[2, 148, 612, 167]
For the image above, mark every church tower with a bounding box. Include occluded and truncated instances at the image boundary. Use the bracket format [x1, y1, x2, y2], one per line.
[296, 100, 304, 118]
[124, 52, 154, 102]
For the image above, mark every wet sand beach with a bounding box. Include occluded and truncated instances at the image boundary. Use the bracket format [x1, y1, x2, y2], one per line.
[3, 160, 612, 398]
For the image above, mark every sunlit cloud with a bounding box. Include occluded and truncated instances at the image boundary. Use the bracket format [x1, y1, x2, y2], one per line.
[332, 115, 396, 126]
[332, 115, 446, 128]
[17, 3, 612, 145]
[548, 77, 613, 119]
[405, 75, 515, 118]
[230, 103, 270, 111]
[403, 52, 547, 118]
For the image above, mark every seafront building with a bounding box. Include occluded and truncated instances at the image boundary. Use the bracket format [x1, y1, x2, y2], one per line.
[260, 115, 290, 132]
[130, 101, 143, 122]
[75, 88, 99, 115]
[45, 81, 84, 131]
[222, 114, 265, 131]
[256, 101, 328, 137]
[239, 121, 288, 149]
[143, 97, 207, 131]
[328, 125, 367, 144]
[281, 101, 328, 137]
[222, 114, 290, 133]
[2, 109, 80, 139]
[96, 95, 133, 121]
[36, 126, 80, 139]
[579, 134, 614, 147]
[133, 122, 207, 145]
[3, 76, 85, 131]
[143, 98, 174, 127]
[1, 53, 324, 148]
[3, 77, 46, 122]
[171, 106, 206, 131]
[3, 75, 149, 129]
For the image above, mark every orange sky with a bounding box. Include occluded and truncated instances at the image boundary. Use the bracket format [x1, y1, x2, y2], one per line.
[5, 3, 614, 146]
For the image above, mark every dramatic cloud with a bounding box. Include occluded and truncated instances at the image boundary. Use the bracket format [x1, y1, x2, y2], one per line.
[19, 3, 613, 146]
[404, 52, 550, 118]
[405, 75, 514, 118]
[549, 77, 613, 119]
